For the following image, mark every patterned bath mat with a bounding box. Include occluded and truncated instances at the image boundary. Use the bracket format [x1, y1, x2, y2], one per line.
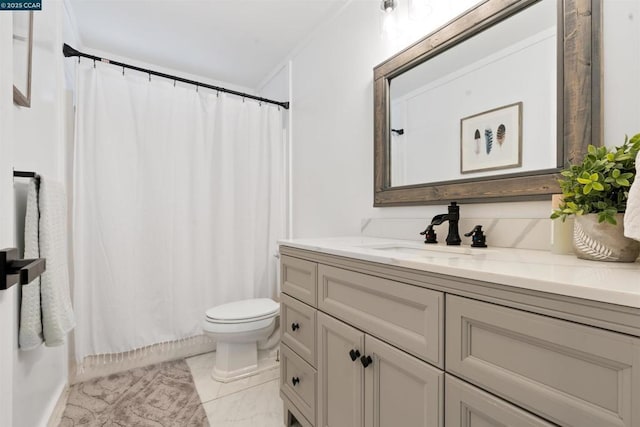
[60, 359, 209, 426]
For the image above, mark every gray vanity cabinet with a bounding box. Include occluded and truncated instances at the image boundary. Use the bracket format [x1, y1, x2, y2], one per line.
[279, 247, 640, 427]
[317, 312, 443, 427]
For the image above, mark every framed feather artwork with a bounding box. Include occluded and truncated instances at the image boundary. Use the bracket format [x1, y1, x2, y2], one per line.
[460, 102, 522, 174]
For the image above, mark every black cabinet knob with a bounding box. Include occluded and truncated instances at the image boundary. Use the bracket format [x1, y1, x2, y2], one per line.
[349, 349, 361, 361]
[291, 322, 300, 331]
[291, 376, 300, 386]
[360, 355, 373, 368]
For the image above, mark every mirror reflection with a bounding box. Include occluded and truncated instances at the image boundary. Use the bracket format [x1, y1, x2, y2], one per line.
[389, 0, 557, 187]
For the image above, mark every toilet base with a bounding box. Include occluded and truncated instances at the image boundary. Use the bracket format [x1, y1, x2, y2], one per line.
[212, 341, 277, 383]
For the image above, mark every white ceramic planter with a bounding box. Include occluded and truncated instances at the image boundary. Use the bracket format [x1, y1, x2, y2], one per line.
[573, 213, 640, 262]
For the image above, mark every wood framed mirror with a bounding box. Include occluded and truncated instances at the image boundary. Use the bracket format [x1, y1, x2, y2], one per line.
[374, 0, 602, 206]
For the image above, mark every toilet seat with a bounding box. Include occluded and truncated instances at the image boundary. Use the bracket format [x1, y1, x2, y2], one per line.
[203, 316, 276, 334]
[205, 298, 279, 323]
[206, 312, 276, 324]
[203, 298, 279, 334]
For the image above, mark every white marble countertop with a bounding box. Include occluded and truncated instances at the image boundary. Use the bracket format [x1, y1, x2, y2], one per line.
[278, 236, 640, 309]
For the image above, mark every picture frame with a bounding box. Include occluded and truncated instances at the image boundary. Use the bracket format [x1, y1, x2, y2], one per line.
[460, 102, 522, 174]
[13, 11, 33, 108]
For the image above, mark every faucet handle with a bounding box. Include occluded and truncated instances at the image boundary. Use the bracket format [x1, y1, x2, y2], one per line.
[464, 225, 487, 248]
[420, 224, 438, 244]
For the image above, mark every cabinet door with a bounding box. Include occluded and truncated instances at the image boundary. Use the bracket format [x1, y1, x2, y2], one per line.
[445, 375, 554, 427]
[447, 295, 640, 427]
[364, 334, 443, 427]
[317, 312, 365, 427]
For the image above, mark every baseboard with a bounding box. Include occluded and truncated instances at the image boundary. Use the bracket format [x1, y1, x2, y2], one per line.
[46, 383, 69, 427]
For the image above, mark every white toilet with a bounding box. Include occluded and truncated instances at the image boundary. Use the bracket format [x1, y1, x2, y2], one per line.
[203, 298, 279, 382]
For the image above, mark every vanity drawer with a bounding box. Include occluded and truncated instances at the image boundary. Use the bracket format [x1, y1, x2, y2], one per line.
[446, 295, 640, 427]
[281, 293, 317, 366]
[317, 264, 444, 368]
[281, 343, 317, 425]
[281, 255, 318, 306]
[445, 374, 554, 427]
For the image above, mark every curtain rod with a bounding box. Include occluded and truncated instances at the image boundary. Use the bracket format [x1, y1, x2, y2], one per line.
[62, 44, 290, 110]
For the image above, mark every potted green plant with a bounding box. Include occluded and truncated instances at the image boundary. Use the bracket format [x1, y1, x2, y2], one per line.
[551, 133, 640, 262]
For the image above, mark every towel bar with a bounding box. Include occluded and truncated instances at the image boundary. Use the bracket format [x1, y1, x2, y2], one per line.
[0, 248, 46, 290]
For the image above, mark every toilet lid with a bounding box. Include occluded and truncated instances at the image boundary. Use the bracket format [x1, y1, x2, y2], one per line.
[206, 298, 279, 323]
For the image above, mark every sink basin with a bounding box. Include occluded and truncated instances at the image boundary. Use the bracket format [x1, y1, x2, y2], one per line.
[359, 243, 490, 258]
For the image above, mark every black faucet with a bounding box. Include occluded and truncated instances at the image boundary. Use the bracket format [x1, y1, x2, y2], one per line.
[420, 202, 461, 246]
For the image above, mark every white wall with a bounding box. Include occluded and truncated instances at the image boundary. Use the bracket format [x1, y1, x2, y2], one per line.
[603, 1, 640, 147]
[0, 12, 17, 427]
[1, 1, 71, 426]
[258, 62, 292, 237]
[287, 0, 638, 238]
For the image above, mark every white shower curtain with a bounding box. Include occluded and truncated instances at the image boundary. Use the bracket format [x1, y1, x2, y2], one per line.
[72, 63, 286, 363]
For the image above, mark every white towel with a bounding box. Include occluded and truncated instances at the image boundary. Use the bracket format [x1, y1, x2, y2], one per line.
[18, 180, 44, 350]
[625, 150, 640, 242]
[39, 178, 75, 346]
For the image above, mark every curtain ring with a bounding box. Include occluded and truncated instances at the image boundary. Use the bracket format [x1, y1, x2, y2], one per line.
[122, 66, 125, 76]
[216, 91, 219, 98]
[196, 85, 199, 93]
[259, 101, 262, 107]
[242, 97, 245, 103]
[78, 56, 81, 64]
[173, 79, 176, 87]
[148, 73, 151, 82]
[93, 59, 96, 68]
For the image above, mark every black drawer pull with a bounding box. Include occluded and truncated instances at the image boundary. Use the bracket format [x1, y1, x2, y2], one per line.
[291, 322, 300, 331]
[349, 349, 361, 361]
[360, 355, 373, 368]
[291, 376, 300, 386]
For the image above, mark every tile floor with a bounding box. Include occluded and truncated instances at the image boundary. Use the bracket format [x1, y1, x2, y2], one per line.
[186, 350, 284, 427]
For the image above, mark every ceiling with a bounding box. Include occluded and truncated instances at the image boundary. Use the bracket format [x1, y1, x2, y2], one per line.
[67, 0, 348, 89]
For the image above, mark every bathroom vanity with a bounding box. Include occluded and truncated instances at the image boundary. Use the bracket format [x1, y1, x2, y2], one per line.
[278, 237, 640, 427]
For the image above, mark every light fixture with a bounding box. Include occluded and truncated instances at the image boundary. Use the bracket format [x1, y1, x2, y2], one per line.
[380, 0, 397, 13]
